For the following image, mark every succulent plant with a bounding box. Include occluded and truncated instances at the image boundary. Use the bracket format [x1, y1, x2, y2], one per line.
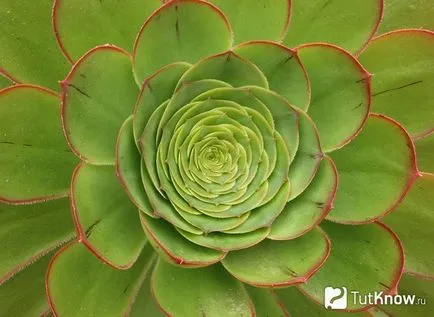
[1, 0, 433, 316]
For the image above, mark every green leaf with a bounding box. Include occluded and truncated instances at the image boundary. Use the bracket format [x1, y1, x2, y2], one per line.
[245, 286, 289, 317]
[62, 46, 138, 165]
[222, 227, 330, 287]
[327, 114, 418, 223]
[0, 1, 69, 91]
[47, 242, 156, 317]
[133, 62, 191, 141]
[53, 0, 160, 63]
[179, 227, 270, 252]
[276, 286, 372, 317]
[0, 198, 74, 284]
[129, 273, 165, 317]
[269, 156, 338, 240]
[233, 41, 310, 110]
[415, 133, 434, 173]
[133, 0, 233, 84]
[152, 260, 254, 317]
[140, 214, 226, 268]
[209, 0, 290, 43]
[382, 173, 434, 278]
[0, 85, 77, 203]
[379, 274, 434, 317]
[299, 221, 404, 311]
[140, 100, 169, 198]
[283, 0, 383, 54]
[377, 0, 434, 34]
[297, 43, 371, 152]
[176, 51, 269, 90]
[225, 181, 290, 234]
[0, 74, 13, 89]
[287, 110, 322, 201]
[140, 160, 203, 235]
[358, 30, 434, 138]
[177, 208, 251, 232]
[0, 249, 55, 317]
[71, 163, 145, 268]
[116, 116, 154, 217]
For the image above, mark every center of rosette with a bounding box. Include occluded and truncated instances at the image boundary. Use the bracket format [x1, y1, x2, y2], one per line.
[137, 83, 296, 234]
[155, 97, 280, 217]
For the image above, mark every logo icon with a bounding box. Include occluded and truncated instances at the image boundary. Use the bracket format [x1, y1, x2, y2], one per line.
[324, 286, 348, 309]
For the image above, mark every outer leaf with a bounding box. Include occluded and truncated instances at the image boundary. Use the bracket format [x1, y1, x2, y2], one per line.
[116, 116, 154, 216]
[129, 273, 165, 317]
[377, 0, 434, 34]
[379, 274, 434, 317]
[276, 287, 372, 317]
[283, 0, 383, 54]
[233, 40, 310, 110]
[152, 260, 255, 317]
[222, 227, 330, 287]
[71, 163, 146, 269]
[327, 114, 418, 224]
[382, 173, 434, 278]
[269, 156, 338, 240]
[0, 0, 69, 90]
[299, 221, 404, 311]
[245, 286, 289, 317]
[358, 30, 434, 138]
[133, 0, 233, 84]
[297, 43, 371, 152]
[61, 45, 138, 165]
[415, 132, 434, 173]
[47, 242, 156, 317]
[0, 249, 55, 317]
[209, 0, 290, 43]
[0, 85, 77, 203]
[0, 198, 74, 285]
[140, 214, 226, 267]
[53, 0, 160, 62]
